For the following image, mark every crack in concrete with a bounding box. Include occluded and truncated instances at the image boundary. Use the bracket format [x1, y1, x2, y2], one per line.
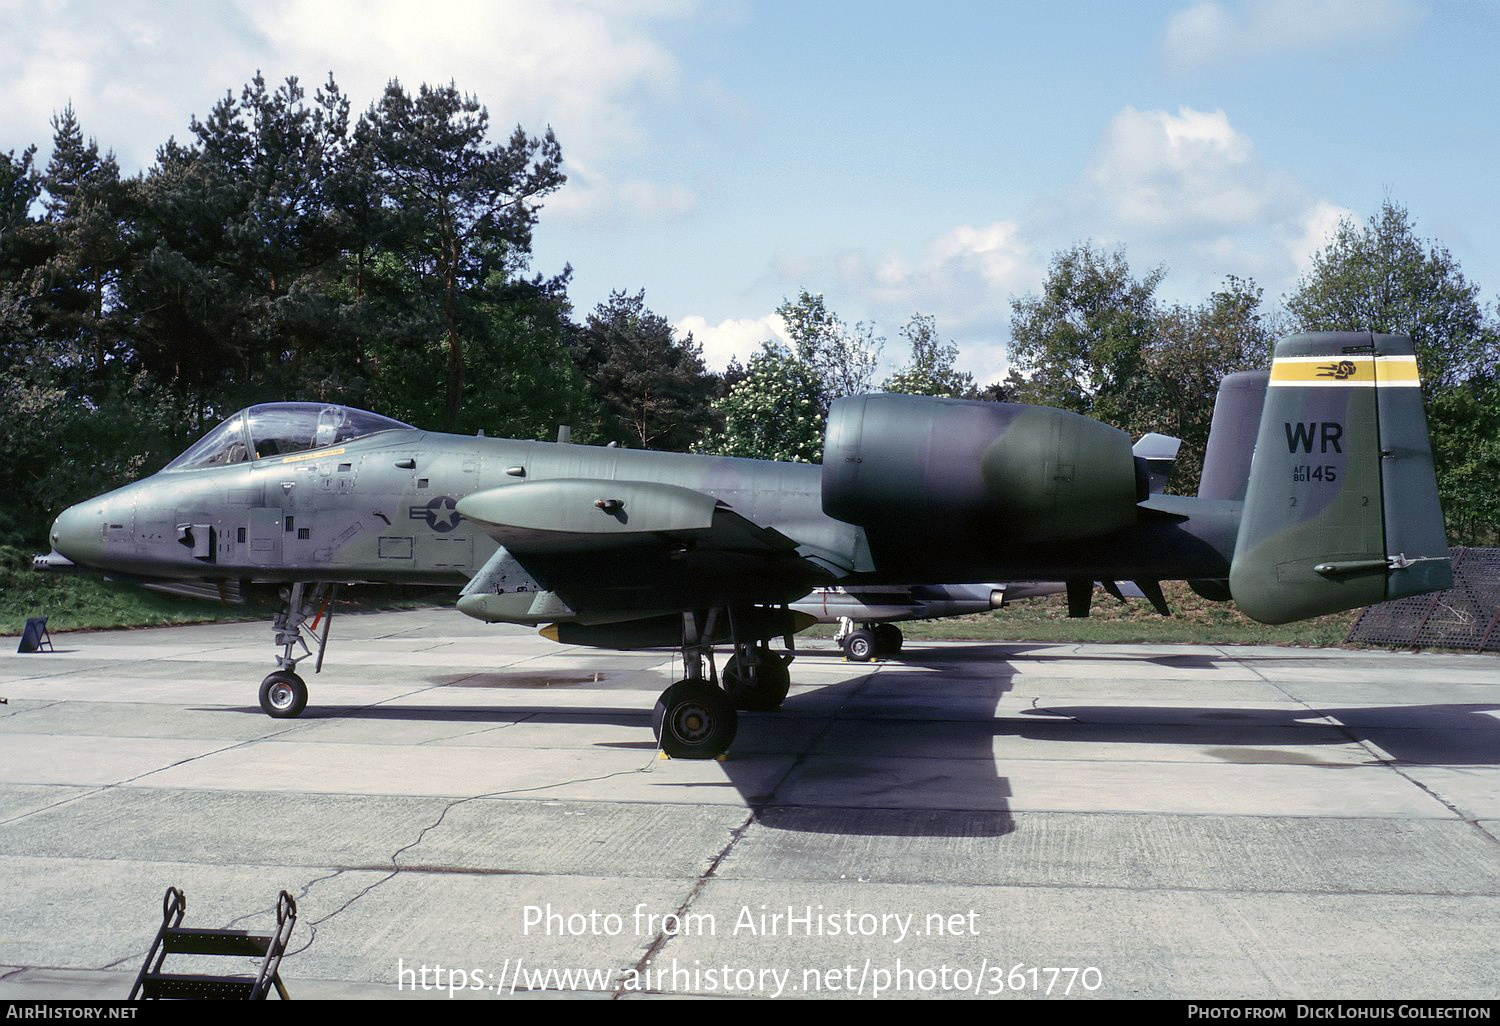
[91, 951, 142, 973]
[0, 699, 64, 720]
[288, 757, 664, 953]
[415, 710, 538, 746]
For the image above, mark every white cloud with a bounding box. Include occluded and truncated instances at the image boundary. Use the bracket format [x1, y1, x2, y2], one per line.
[775, 105, 1350, 366]
[246, 0, 688, 162]
[1285, 199, 1355, 274]
[1038, 104, 1345, 302]
[1163, 0, 1419, 68]
[547, 156, 698, 222]
[1083, 106, 1293, 237]
[929, 222, 1032, 289]
[816, 219, 1034, 326]
[674, 313, 790, 372]
[758, 222, 1034, 387]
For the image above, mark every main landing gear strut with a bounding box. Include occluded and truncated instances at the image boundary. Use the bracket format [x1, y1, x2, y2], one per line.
[834, 617, 903, 663]
[258, 582, 336, 719]
[651, 608, 795, 759]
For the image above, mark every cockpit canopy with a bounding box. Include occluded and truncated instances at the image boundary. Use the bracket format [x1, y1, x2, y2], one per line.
[163, 404, 414, 471]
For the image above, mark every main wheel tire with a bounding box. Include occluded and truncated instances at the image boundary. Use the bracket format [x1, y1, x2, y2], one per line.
[652, 681, 738, 759]
[844, 628, 877, 663]
[722, 649, 791, 711]
[259, 671, 308, 718]
[874, 623, 904, 655]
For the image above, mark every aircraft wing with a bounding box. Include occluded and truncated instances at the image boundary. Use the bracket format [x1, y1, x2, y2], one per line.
[455, 479, 835, 620]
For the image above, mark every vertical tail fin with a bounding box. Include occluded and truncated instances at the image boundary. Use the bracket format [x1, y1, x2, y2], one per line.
[1198, 370, 1268, 502]
[1229, 333, 1452, 624]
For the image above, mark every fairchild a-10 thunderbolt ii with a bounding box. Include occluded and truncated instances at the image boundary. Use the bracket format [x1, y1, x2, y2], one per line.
[37, 332, 1453, 758]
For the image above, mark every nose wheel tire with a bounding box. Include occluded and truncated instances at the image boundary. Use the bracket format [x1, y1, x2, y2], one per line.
[259, 671, 308, 718]
[652, 681, 737, 759]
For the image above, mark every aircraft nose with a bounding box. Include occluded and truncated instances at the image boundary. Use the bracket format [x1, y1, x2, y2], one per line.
[51, 501, 101, 566]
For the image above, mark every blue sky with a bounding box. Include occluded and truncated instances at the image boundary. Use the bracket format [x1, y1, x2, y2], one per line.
[2, 0, 1495, 384]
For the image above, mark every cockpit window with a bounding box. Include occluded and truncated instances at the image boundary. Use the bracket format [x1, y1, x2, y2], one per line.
[163, 404, 412, 471]
[162, 414, 252, 471]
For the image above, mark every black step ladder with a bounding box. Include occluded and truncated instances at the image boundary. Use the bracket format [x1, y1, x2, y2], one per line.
[130, 886, 297, 1000]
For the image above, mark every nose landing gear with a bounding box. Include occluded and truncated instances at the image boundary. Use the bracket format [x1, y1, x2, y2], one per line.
[257, 582, 335, 718]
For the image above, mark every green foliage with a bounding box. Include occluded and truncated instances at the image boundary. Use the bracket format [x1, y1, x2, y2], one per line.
[698, 342, 826, 462]
[1006, 242, 1165, 428]
[1005, 249, 1284, 496]
[365, 269, 593, 441]
[0, 72, 587, 544]
[881, 313, 975, 398]
[36, 105, 129, 378]
[1287, 198, 1500, 541]
[0, 545, 269, 633]
[699, 290, 885, 462]
[357, 79, 566, 427]
[1287, 199, 1497, 390]
[0, 369, 181, 546]
[571, 290, 716, 450]
[1427, 374, 1500, 545]
[0, 144, 42, 346]
[777, 290, 882, 411]
[1144, 277, 1274, 493]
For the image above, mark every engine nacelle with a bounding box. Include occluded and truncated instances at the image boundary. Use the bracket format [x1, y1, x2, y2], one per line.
[822, 394, 1143, 542]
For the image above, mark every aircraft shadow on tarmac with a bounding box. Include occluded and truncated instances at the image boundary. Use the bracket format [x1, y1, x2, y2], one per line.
[1015, 702, 1500, 766]
[892, 643, 1303, 671]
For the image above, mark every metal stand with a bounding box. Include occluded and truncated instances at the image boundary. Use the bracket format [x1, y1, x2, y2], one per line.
[130, 887, 297, 1000]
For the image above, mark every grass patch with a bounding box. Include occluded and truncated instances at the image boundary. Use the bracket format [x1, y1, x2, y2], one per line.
[0, 546, 272, 634]
[0, 546, 447, 635]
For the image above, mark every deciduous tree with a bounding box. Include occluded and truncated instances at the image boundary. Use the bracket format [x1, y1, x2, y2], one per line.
[1287, 199, 1496, 390]
[698, 342, 825, 462]
[881, 313, 975, 398]
[1006, 242, 1164, 430]
[777, 290, 882, 412]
